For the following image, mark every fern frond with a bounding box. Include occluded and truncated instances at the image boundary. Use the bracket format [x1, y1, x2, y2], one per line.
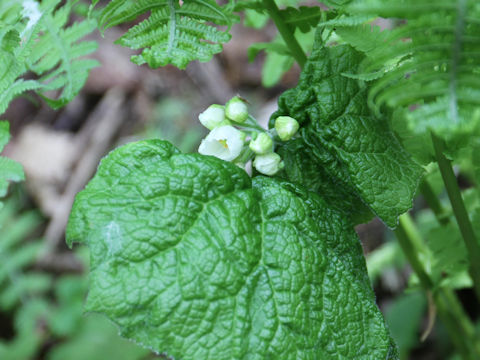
[0, 200, 50, 359]
[0, 200, 49, 310]
[0, 0, 98, 114]
[340, 0, 480, 140]
[282, 6, 323, 33]
[0, 122, 24, 209]
[93, 0, 238, 69]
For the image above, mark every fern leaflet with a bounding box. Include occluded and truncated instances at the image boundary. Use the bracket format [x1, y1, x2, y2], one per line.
[337, 0, 480, 140]
[93, 0, 239, 69]
[0, 0, 98, 114]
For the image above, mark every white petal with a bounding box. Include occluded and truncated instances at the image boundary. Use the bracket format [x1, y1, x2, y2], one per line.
[198, 125, 244, 161]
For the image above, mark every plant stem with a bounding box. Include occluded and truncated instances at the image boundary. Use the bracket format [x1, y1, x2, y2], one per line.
[431, 132, 480, 301]
[394, 213, 480, 359]
[263, 0, 307, 69]
[394, 214, 432, 289]
[435, 291, 479, 360]
[419, 180, 449, 225]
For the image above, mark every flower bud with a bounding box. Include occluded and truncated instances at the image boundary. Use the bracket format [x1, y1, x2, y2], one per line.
[253, 153, 284, 176]
[225, 96, 248, 123]
[274, 116, 299, 141]
[198, 104, 226, 130]
[198, 125, 244, 161]
[249, 132, 273, 155]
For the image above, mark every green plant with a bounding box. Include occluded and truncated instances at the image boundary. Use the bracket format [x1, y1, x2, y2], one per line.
[0, 0, 98, 113]
[0, 122, 24, 211]
[0, 199, 155, 359]
[2, 0, 480, 359]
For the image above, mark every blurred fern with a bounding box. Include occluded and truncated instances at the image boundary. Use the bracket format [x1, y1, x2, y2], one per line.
[0, 199, 50, 359]
[332, 0, 480, 142]
[0, 202, 48, 310]
[0, 0, 98, 114]
[0, 200, 151, 359]
[0, 122, 24, 210]
[92, 0, 239, 69]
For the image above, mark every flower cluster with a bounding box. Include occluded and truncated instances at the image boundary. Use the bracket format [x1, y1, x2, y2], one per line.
[197, 96, 299, 176]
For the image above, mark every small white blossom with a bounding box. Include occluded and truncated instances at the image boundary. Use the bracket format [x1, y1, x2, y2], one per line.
[253, 153, 284, 176]
[21, 0, 42, 36]
[198, 104, 226, 130]
[249, 132, 273, 155]
[198, 125, 244, 161]
[225, 96, 248, 123]
[275, 116, 299, 141]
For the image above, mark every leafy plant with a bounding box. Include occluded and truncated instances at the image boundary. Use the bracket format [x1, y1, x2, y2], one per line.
[0, 199, 49, 359]
[91, 0, 238, 69]
[0, 122, 23, 210]
[1, 0, 480, 359]
[0, 0, 98, 113]
[339, 0, 480, 142]
[0, 199, 154, 359]
[66, 140, 399, 359]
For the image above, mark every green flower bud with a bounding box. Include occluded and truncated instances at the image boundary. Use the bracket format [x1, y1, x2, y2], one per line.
[253, 153, 284, 176]
[275, 116, 299, 141]
[225, 96, 248, 123]
[198, 104, 226, 130]
[249, 132, 273, 155]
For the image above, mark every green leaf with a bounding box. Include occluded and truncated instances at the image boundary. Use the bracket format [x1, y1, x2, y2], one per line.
[272, 43, 423, 228]
[366, 241, 405, 284]
[47, 314, 150, 360]
[390, 108, 435, 166]
[334, 24, 395, 60]
[0, 0, 98, 113]
[342, 0, 480, 145]
[247, 42, 290, 62]
[275, 138, 373, 224]
[93, 0, 238, 69]
[281, 6, 322, 33]
[47, 276, 149, 360]
[243, 9, 269, 29]
[415, 208, 472, 290]
[427, 222, 471, 288]
[249, 29, 315, 88]
[385, 292, 426, 357]
[0, 122, 24, 209]
[0, 299, 49, 359]
[318, 14, 372, 27]
[0, 121, 10, 150]
[262, 50, 294, 87]
[67, 139, 398, 359]
[0, 201, 48, 359]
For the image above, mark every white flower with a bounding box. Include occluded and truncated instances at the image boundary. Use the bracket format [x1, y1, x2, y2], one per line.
[275, 116, 299, 141]
[225, 96, 248, 123]
[198, 104, 226, 130]
[198, 125, 244, 161]
[253, 153, 284, 176]
[249, 132, 273, 155]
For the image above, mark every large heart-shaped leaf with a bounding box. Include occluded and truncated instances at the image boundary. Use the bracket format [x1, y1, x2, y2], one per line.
[67, 140, 398, 359]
